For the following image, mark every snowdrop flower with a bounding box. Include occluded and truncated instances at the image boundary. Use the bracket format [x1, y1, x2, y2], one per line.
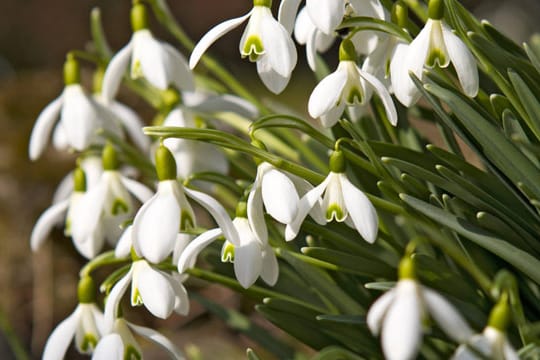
[367, 257, 474, 360]
[161, 107, 228, 179]
[51, 155, 103, 205]
[70, 144, 153, 251]
[392, 0, 478, 107]
[189, 0, 297, 94]
[30, 167, 106, 259]
[286, 149, 378, 242]
[308, 40, 397, 128]
[92, 317, 184, 360]
[104, 259, 190, 327]
[102, 2, 194, 102]
[453, 295, 518, 360]
[43, 277, 104, 359]
[29, 56, 115, 160]
[132, 145, 239, 263]
[178, 201, 278, 289]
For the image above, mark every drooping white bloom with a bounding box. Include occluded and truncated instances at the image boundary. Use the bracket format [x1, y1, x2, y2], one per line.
[28, 84, 117, 160]
[161, 107, 228, 179]
[101, 3, 193, 102]
[391, 16, 478, 107]
[92, 317, 184, 360]
[367, 258, 474, 360]
[70, 165, 153, 249]
[51, 155, 103, 205]
[452, 327, 519, 360]
[178, 216, 278, 289]
[189, 1, 297, 94]
[286, 151, 378, 243]
[308, 40, 397, 128]
[104, 259, 190, 327]
[42, 303, 104, 359]
[132, 146, 239, 263]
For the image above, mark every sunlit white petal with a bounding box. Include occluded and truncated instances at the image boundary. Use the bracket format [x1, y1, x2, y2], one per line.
[29, 95, 63, 160]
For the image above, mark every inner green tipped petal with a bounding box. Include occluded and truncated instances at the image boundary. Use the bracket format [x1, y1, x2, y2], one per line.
[242, 35, 265, 62]
[131, 60, 143, 79]
[346, 87, 363, 104]
[326, 204, 345, 222]
[125, 345, 142, 360]
[112, 199, 129, 215]
[180, 210, 195, 230]
[426, 48, 448, 68]
[131, 288, 143, 306]
[221, 242, 235, 262]
[79, 334, 98, 352]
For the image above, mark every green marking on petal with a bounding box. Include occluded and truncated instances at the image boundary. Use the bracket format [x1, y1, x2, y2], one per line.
[326, 204, 345, 222]
[131, 287, 143, 306]
[125, 345, 142, 360]
[426, 48, 447, 68]
[346, 86, 363, 104]
[242, 35, 265, 62]
[112, 199, 129, 215]
[180, 210, 195, 231]
[64, 219, 72, 235]
[131, 60, 143, 79]
[80, 334, 98, 352]
[221, 242, 235, 262]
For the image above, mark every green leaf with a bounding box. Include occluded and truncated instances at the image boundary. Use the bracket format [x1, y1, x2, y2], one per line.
[364, 282, 395, 291]
[315, 315, 366, 325]
[310, 346, 367, 360]
[481, 20, 527, 58]
[246, 349, 261, 360]
[338, 16, 412, 42]
[401, 194, 540, 285]
[508, 69, 540, 141]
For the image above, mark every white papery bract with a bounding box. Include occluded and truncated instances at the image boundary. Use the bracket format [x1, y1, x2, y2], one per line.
[452, 327, 519, 360]
[70, 169, 153, 253]
[367, 279, 474, 360]
[392, 18, 479, 107]
[42, 303, 104, 360]
[92, 318, 184, 360]
[161, 107, 228, 179]
[189, 4, 297, 94]
[308, 44, 398, 127]
[102, 29, 194, 102]
[104, 260, 190, 328]
[178, 217, 279, 289]
[29, 84, 113, 160]
[286, 171, 378, 243]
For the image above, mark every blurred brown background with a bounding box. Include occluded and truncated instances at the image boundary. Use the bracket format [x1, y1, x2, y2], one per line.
[0, 0, 539, 359]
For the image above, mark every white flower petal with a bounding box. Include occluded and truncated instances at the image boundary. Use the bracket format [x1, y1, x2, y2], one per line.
[261, 12, 298, 78]
[442, 25, 479, 98]
[102, 42, 133, 102]
[177, 228, 223, 273]
[390, 43, 421, 107]
[115, 226, 133, 258]
[359, 67, 398, 126]
[29, 95, 63, 160]
[108, 101, 150, 151]
[285, 175, 332, 241]
[120, 176, 153, 203]
[234, 239, 263, 288]
[306, 0, 344, 35]
[52, 122, 69, 151]
[305, 27, 319, 72]
[408, 20, 433, 79]
[502, 340, 519, 360]
[381, 280, 422, 360]
[319, 102, 346, 127]
[260, 245, 279, 286]
[340, 175, 378, 243]
[162, 42, 195, 92]
[104, 269, 133, 332]
[70, 181, 108, 243]
[185, 188, 240, 246]
[189, 11, 252, 69]
[128, 322, 186, 359]
[366, 288, 396, 336]
[261, 168, 299, 224]
[308, 69, 347, 118]
[73, 227, 105, 259]
[256, 56, 291, 94]
[423, 287, 473, 343]
[42, 310, 78, 360]
[30, 199, 69, 251]
[137, 264, 175, 319]
[132, 189, 180, 263]
[278, 0, 302, 34]
[92, 334, 124, 360]
[61, 86, 99, 151]
[247, 186, 268, 244]
[169, 275, 190, 316]
[133, 31, 169, 90]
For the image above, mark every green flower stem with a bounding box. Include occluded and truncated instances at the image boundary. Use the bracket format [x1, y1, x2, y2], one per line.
[402, 0, 428, 23]
[79, 251, 130, 278]
[90, 7, 112, 59]
[185, 267, 327, 314]
[147, 0, 269, 113]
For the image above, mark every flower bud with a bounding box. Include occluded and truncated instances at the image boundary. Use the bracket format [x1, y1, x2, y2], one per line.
[155, 144, 177, 181]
